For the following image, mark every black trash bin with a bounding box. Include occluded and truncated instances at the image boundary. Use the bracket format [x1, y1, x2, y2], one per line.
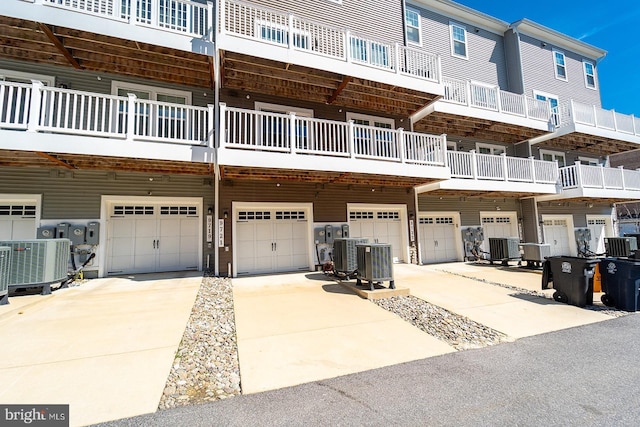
[542, 256, 600, 307]
[599, 258, 640, 312]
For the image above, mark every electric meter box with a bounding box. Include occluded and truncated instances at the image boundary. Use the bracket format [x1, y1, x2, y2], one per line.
[37, 226, 56, 239]
[69, 225, 86, 245]
[86, 222, 100, 245]
[56, 222, 70, 239]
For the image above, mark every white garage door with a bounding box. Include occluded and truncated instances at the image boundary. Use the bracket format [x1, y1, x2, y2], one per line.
[348, 209, 404, 262]
[107, 204, 199, 275]
[236, 209, 309, 276]
[419, 215, 459, 264]
[543, 218, 572, 256]
[0, 203, 36, 240]
[480, 213, 519, 255]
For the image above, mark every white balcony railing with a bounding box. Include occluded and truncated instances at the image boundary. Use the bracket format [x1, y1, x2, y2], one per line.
[43, 0, 211, 37]
[0, 80, 212, 146]
[220, 0, 441, 83]
[448, 150, 558, 184]
[560, 100, 640, 136]
[560, 162, 640, 191]
[220, 104, 447, 166]
[442, 77, 554, 124]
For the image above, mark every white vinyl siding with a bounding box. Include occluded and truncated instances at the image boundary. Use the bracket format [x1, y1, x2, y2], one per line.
[450, 22, 468, 59]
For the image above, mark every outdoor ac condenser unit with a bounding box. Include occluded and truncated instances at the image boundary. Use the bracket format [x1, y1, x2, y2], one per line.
[333, 238, 368, 273]
[0, 239, 70, 287]
[489, 237, 520, 264]
[0, 246, 10, 305]
[605, 237, 638, 257]
[356, 243, 394, 290]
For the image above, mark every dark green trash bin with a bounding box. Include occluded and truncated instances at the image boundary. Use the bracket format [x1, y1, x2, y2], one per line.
[542, 256, 600, 307]
[599, 258, 640, 312]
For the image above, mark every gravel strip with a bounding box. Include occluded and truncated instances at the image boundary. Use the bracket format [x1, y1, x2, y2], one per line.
[372, 295, 509, 350]
[158, 273, 241, 410]
[438, 267, 630, 318]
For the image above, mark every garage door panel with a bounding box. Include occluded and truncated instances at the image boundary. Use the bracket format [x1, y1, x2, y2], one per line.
[419, 216, 458, 264]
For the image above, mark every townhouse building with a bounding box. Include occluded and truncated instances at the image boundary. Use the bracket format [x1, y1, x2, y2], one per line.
[0, 0, 638, 278]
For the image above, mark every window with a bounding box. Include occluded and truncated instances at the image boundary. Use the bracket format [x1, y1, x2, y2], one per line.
[540, 149, 566, 167]
[255, 102, 313, 149]
[0, 69, 55, 86]
[255, 21, 310, 49]
[476, 143, 505, 156]
[405, 8, 421, 45]
[534, 90, 560, 126]
[578, 156, 599, 166]
[347, 113, 395, 157]
[583, 61, 596, 89]
[553, 50, 567, 81]
[111, 81, 191, 139]
[350, 37, 390, 68]
[450, 23, 468, 59]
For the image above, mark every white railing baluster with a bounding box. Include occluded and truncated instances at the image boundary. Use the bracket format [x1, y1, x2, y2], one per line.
[27, 80, 44, 133]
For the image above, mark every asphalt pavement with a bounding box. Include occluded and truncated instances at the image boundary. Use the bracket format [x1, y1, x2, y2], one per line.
[96, 313, 640, 427]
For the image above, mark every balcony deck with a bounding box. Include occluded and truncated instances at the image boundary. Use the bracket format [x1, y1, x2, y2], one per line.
[537, 163, 640, 202]
[0, 80, 214, 164]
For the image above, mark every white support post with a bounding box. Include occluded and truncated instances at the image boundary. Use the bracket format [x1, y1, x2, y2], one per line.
[441, 134, 448, 167]
[600, 164, 606, 189]
[130, 0, 138, 25]
[210, 103, 218, 148]
[495, 86, 502, 112]
[632, 114, 637, 135]
[465, 80, 472, 107]
[289, 112, 297, 154]
[218, 0, 226, 35]
[470, 150, 478, 179]
[126, 93, 137, 141]
[394, 43, 401, 75]
[529, 156, 537, 183]
[151, 0, 159, 28]
[207, 1, 215, 41]
[348, 120, 356, 158]
[26, 80, 43, 133]
[397, 128, 405, 163]
[612, 109, 618, 131]
[345, 30, 352, 63]
[619, 166, 626, 190]
[523, 95, 529, 119]
[501, 153, 508, 181]
[288, 14, 295, 51]
[592, 104, 598, 127]
[436, 55, 442, 84]
[574, 161, 582, 188]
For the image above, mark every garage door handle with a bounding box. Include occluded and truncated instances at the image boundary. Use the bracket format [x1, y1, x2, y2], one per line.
[157, 239, 160, 249]
[153, 240, 156, 249]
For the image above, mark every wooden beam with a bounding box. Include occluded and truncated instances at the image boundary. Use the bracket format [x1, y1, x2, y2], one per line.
[208, 56, 216, 89]
[36, 152, 76, 169]
[327, 76, 352, 104]
[37, 23, 82, 69]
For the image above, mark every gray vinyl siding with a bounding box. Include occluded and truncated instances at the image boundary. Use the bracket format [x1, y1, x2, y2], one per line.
[0, 167, 215, 265]
[518, 35, 601, 107]
[0, 59, 213, 107]
[503, 29, 523, 94]
[240, 0, 404, 44]
[537, 202, 613, 228]
[217, 180, 416, 268]
[221, 88, 404, 126]
[417, 195, 521, 226]
[408, 5, 508, 87]
[520, 197, 539, 242]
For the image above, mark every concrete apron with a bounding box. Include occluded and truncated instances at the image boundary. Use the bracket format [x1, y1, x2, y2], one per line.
[0, 272, 202, 427]
[234, 264, 612, 395]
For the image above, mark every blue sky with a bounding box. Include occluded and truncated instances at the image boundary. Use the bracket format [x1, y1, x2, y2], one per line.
[453, 0, 640, 117]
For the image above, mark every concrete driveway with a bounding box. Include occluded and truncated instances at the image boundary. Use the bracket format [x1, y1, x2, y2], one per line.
[0, 272, 201, 427]
[233, 263, 612, 395]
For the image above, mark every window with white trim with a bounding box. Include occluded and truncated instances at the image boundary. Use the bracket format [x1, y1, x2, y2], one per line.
[405, 7, 421, 45]
[553, 50, 567, 81]
[476, 143, 505, 155]
[350, 38, 391, 68]
[578, 156, 599, 166]
[0, 69, 55, 86]
[255, 102, 313, 149]
[450, 22, 468, 59]
[540, 149, 566, 167]
[583, 61, 596, 89]
[533, 90, 560, 126]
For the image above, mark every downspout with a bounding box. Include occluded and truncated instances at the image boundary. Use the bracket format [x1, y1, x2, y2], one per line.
[213, 1, 221, 276]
